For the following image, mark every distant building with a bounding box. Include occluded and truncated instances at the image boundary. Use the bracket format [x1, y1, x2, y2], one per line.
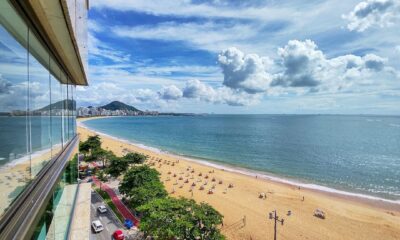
[77, 106, 158, 117]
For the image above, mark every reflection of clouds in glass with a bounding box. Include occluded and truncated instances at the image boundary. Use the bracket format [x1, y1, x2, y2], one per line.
[29, 57, 50, 109]
[0, 79, 27, 112]
[0, 76, 12, 94]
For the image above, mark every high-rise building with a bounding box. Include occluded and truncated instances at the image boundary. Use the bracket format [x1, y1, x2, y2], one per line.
[0, 0, 88, 239]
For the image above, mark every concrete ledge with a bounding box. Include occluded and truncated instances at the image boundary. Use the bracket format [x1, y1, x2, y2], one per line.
[69, 183, 91, 240]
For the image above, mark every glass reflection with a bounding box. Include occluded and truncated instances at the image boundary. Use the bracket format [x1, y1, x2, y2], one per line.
[0, 0, 78, 219]
[29, 29, 52, 177]
[50, 58, 63, 158]
[62, 74, 69, 146]
[0, 4, 29, 217]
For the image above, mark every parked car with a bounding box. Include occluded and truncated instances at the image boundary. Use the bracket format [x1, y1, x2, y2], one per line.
[112, 229, 125, 240]
[91, 220, 104, 233]
[97, 205, 107, 213]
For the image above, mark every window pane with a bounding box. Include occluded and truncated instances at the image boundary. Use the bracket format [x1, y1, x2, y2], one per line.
[0, 0, 29, 217]
[50, 58, 62, 157]
[71, 85, 76, 136]
[61, 73, 68, 145]
[68, 82, 74, 140]
[29, 28, 52, 177]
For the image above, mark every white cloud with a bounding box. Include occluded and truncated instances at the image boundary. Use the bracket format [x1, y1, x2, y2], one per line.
[113, 21, 259, 52]
[182, 79, 262, 106]
[91, 0, 297, 22]
[158, 85, 183, 100]
[89, 33, 131, 63]
[268, 40, 391, 92]
[343, 0, 400, 32]
[218, 47, 273, 93]
[0, 76, 12, 94]
[82, 39, 396, 109]
[88, 19, 104, 33]
[216, 40, 394, 95]
[273, 40, 324, 88]
[182, 79, 216, 100]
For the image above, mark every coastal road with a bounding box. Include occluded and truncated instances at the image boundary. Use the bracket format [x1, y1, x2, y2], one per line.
[90, 191, 124, 240]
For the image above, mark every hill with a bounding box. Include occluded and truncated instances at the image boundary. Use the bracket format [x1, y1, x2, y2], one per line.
[100, 101, 142, 112]
[36, 99, 75, 111]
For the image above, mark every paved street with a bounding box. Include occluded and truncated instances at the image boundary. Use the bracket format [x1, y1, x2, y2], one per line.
[90, 191, 124, 240]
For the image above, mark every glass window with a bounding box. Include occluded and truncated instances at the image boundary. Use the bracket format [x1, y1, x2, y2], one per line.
[71, 85, 76, 136]
[50, 58, 62, 157]
[61, 73, 69, 146]
[32, 153, 79, 240]
[0, 0, 30, 217]
[68, 82, 74, 140]
[28, 28, 52, 177]
[0, 0, 78, 219]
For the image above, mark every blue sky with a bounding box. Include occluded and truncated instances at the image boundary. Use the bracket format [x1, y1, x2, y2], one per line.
[77, 0, 400, 114]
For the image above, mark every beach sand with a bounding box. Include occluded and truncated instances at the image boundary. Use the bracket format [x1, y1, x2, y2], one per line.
[0, 147, 54, 216]
[78, 120, 400, 240]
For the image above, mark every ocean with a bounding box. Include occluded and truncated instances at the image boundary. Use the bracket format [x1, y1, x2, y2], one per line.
[83, 115, 400, 201]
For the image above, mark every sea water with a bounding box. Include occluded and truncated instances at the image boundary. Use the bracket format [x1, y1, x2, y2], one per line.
[83, 115, 400, 201]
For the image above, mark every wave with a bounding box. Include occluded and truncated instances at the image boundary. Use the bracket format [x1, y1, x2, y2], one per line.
[79, 119, 400, 206]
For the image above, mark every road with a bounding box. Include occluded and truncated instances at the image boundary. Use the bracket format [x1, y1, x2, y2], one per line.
[90, 191, 124, 240]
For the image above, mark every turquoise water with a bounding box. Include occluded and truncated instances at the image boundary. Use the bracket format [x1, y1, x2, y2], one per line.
[83, 115, 400, 201]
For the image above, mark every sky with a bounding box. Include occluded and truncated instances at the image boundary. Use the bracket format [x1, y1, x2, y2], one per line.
[77, 0, 400, 114]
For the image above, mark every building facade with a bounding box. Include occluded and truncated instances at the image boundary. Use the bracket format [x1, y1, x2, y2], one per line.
[0, 0, 88, 239]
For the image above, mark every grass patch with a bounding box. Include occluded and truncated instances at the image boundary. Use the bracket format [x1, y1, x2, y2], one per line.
[94, 187, 125, 223]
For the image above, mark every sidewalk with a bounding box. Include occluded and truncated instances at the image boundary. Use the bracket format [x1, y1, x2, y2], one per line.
[92, 176, 139, 226]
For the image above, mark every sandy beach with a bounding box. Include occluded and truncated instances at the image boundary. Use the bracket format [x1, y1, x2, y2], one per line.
[78, 118, 400, 240]
[0, 147, 54, 216]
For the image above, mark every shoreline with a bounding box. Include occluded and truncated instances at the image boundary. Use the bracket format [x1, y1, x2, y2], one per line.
[79, 117, 400, 211]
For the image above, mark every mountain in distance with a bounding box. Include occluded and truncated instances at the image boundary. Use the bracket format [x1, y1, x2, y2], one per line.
[100, 101, 142, 112]
[37, 99, 75, 112]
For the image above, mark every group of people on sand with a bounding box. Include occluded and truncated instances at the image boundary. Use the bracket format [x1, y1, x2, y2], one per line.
[146, 157, 235, 196]
[147, 156, 307, 203]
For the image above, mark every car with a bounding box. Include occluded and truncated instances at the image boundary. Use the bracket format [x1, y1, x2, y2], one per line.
[91, 220, 104, 233]
[97, 205, 107, 213]
[112, 229, 125, 240]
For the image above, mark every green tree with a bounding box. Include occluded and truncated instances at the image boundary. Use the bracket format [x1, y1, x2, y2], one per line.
[79, 135, 102, 161]
[106, 157, 129, 178]
[96, 169, 108, 182]
[78, 141, 90, 158]
[119, 165, 160, 195]
[127, 181, 167, 208]
[123, 152, 147, 164]
[138, 198, 224, 240]
[91, 148, 115, 167]
[86, 135, 101, 149]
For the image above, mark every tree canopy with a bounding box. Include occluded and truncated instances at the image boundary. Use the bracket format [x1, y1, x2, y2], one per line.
[91, 148, 115, 167]
[138, 197, 224, 240]
[127, 181, 168, 208]
[106, 156, 129, 178]
[85, 135, 101, 149]
[119, 165, 160, 195]
[123, 152, 147, 164]
[79, 135, 104, 162]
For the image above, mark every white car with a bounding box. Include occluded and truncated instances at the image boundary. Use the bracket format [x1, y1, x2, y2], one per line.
[97, 205, 107, 213]
[92, 220, 104, 233]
